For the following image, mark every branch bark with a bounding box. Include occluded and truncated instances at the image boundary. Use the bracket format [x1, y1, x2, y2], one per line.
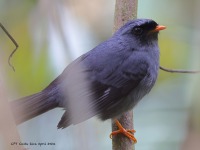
[112, 0, 138, 150]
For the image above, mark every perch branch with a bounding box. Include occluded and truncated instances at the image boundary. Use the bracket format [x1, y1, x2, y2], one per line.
[112, 0, 138, 150]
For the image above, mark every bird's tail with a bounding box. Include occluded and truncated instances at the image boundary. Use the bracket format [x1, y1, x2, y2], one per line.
[10, 89, 59, 125]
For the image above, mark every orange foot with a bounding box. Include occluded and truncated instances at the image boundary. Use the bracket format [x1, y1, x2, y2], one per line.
[110, 119, 137, 143]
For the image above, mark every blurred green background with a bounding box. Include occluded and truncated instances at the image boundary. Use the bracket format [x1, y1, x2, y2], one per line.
[0, 0, 200, 150]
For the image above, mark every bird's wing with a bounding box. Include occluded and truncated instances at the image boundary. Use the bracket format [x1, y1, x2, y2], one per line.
[89, 54, 149, 120]
[57, 53, 149, 128]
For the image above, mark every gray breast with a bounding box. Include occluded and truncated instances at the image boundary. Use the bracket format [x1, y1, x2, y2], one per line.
[111, 64, 159, 120]
[124, 73, 157, 110]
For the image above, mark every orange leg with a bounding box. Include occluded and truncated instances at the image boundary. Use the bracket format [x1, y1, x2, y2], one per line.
[110, 119, 137, 143]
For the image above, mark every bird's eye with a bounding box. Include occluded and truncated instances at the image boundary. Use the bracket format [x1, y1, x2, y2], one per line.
[133, 27, 143, 35]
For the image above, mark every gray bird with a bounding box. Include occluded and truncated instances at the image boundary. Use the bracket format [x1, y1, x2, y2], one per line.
[11, 18, 166, 142]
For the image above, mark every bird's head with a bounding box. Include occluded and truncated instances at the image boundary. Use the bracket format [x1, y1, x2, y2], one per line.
[114, 19, 166, 46]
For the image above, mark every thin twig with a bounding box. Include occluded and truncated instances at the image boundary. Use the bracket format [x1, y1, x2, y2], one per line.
[160, 66, 200, 74]
[0, 22, 18, 72]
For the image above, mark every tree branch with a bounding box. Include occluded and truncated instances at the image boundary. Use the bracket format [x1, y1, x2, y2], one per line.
[0, 22, 18, 72]
[112, 0, 138, 150]
[160, 66, 200, 74]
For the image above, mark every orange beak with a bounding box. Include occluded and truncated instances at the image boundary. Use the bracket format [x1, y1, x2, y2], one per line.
[153, 25, 166, 32]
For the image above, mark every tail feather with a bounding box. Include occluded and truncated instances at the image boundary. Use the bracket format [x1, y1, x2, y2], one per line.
[11, 90, 59, 124]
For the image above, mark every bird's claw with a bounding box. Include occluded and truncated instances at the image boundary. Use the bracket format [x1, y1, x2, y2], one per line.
[110, 120, 137, 143]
